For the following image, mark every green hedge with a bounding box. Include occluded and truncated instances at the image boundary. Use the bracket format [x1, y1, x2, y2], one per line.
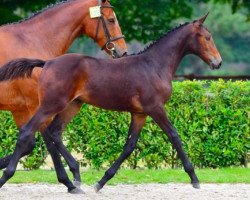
[0, 80, 249, 169]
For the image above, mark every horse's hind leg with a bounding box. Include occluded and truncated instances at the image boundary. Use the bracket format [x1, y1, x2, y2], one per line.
[148, 106, 200, 189]
[95, 113, 146, 192]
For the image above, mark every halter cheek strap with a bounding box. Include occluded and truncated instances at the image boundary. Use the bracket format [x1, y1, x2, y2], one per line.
[94, 0, 125, 57]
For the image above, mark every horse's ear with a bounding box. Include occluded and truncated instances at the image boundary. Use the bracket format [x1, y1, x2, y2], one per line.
[196, 12, 209, 24]
[101, 0, 106, 3]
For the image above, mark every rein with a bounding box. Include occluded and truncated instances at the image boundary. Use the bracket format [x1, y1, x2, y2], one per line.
[94, 0, 125, 58]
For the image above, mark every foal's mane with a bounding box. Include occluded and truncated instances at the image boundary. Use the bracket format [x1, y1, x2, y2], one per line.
[131, 22, 190, 56]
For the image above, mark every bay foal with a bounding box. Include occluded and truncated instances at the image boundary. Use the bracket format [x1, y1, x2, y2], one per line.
[0, 0, 127, 193]
[0, 15, 221, 192]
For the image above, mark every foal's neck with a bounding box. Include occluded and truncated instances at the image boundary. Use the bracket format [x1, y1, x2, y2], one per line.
[145, 24, 192, 79]
[10, 0, 95, 58]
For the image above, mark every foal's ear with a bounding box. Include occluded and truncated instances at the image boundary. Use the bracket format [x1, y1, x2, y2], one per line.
[102, 0, 107, 3]
[196, 12, 209, 25]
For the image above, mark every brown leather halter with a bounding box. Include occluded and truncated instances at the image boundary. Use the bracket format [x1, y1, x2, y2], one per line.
[94, 0, 125, 58]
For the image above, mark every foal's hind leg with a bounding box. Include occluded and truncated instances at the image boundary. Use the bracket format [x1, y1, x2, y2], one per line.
[0, 111, 49, 188]
[48, 99, 83, 187]
[45, 116, 82, 188]
[0, 101, 71, 189]
[0, 155, 12, 169]
[95, 113, 146, 192]
[42, 128, 83, 194]
[148, 106, 200, 189]
[0, 110, 36, 169]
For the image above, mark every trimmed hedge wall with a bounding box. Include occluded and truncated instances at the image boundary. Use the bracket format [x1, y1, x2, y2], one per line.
[0, 80, 249, 169]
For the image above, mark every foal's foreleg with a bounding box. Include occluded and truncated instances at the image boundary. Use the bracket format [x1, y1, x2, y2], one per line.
[149, 106, 200, 189]
[95, 113, 146, 192]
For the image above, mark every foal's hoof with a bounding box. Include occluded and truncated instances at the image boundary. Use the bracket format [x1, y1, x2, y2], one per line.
[73, 180, 81, 188]
[94, 183, 102, 193]
[192, 182, 201, 189]
[0, 180, 4, 188]
[69, 187, 84, 194]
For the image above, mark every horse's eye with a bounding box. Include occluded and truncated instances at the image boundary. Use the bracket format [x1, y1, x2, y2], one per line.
[108, 18, 115, 24]
[205, 36, 211, 41]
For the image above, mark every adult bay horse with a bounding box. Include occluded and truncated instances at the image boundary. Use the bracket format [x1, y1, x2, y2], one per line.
[0, 14, 222, 191]
[0, 0, 127, 193]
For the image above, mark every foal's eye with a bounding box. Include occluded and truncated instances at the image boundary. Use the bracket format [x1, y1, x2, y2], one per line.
[108, 18, 115, 24]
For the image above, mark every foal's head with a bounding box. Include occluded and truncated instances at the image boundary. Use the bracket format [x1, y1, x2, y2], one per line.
[85, 0, 127, 58]
[189, 14, 222, 69]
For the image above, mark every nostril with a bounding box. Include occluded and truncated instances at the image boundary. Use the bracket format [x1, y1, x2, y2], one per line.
[218, 61, 222, 67]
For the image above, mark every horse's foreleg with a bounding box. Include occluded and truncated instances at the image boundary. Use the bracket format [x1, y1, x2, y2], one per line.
[95, 113, 146, 192]
[148, 105, 200, 189]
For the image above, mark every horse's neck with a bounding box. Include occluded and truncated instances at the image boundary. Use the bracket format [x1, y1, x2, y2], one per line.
[146, 25, 191, 78]
[9, 0, 93, 58]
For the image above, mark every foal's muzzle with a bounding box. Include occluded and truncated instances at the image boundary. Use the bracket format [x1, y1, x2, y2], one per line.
[209, 58, 222, 70]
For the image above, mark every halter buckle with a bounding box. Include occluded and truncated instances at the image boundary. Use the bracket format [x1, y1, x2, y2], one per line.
[106, 42, 115, 51]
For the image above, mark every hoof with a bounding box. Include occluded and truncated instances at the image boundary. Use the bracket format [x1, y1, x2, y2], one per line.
[94, 183, 102, 193]
[69, 187, 84, 194]
[192, 182, 200, 189]
[73, 180, 81, 188]
[0, 180, 4, 188]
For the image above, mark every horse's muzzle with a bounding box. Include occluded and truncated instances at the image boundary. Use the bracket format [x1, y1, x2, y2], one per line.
[112, 49, 128, 59]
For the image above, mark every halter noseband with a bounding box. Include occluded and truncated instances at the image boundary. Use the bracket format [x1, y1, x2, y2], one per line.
[94, 0, 125, 58]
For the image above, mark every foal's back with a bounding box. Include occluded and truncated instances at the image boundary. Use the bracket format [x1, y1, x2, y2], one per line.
[39, 53, 171, 113]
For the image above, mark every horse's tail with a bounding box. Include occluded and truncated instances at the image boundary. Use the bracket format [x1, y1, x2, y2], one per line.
[0, 58, 46, 81]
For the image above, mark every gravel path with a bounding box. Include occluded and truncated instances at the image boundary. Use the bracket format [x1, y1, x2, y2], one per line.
[0, 183, 249, 200]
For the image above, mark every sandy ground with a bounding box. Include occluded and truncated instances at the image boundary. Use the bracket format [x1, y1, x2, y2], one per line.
[0, 183, 249, 200]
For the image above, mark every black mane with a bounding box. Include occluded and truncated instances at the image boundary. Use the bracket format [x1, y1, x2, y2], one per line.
[1, 0, 73, 27]
[130, 22, 190, 56]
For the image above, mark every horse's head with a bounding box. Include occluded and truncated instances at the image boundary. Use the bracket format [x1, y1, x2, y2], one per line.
[189, 13, 222, 69]
[86, 0, 127, 58]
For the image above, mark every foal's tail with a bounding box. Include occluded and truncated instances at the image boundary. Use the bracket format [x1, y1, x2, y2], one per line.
[0, 58, 46, 81]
